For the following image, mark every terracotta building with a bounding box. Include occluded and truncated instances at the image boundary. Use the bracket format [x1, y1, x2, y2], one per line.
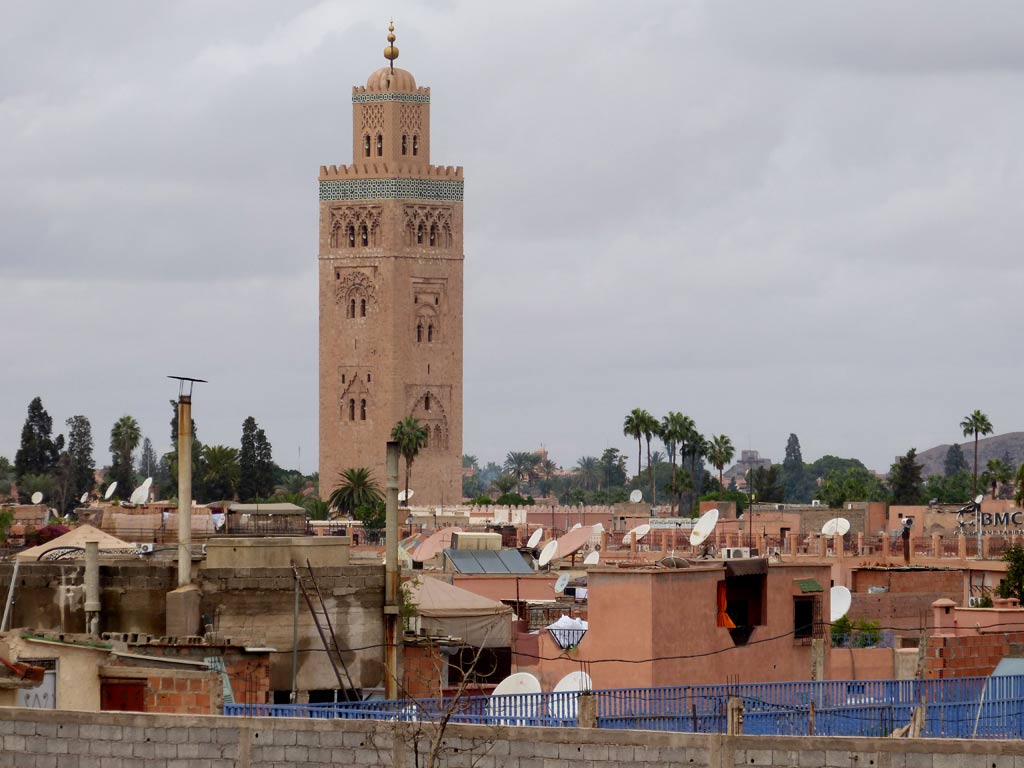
[318, 25, 463, 506]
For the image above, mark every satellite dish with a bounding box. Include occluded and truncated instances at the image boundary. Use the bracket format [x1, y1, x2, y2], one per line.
[571, 522, 582, 530]
[487, 673, 541, 722]
[975, 494, 984, 505]
[129, 483, 148, 505]
[550, 671, 593, 718]
[398, 489, 414, 502]
[526, 528, 544, 549]
[690, 508, 719, 546]
[104, 481, 118, 500]
[538, 540, 559, 567]
[629, 489, 643, 503]
[79, 492, 89, 504]
[583, 550, 600, 566]
[821, 517, 851, 536]
[554, 573, 570, 594]
[830, 586, 852, 622]
[30, 492, 43, 505]
[592, 522, 605, 532]
[658, 555, 691, 569]
[623, 523, 651, 545]
[142, 476, 153, 491]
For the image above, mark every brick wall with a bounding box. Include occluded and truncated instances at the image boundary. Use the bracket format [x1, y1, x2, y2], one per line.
[923, 631, 1024, 679]
[144, 673, 218, 714]
[850, 569, 963, 632]
[2, 706, 1024, 768]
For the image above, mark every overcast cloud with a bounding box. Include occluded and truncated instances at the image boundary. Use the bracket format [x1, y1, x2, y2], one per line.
[2, 1, 1023, 475]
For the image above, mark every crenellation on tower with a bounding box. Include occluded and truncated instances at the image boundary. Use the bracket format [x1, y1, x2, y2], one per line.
[319, 27, 463, 508]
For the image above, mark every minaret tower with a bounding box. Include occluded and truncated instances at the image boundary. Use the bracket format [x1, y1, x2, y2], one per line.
[319, 22, 464, 507]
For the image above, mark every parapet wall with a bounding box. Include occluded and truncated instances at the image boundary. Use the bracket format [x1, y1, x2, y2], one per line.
[319, 163, 463, 179]
[1, 706, 1022, 768]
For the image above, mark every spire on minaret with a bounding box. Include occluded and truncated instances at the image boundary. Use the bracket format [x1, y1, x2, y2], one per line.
[384, 19, 399, 72]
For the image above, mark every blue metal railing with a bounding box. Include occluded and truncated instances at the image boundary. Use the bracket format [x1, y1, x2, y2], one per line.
[224, 674, 1024, 739]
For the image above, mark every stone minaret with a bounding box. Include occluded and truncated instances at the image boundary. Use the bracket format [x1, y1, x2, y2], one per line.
[319, 24, 463, 508]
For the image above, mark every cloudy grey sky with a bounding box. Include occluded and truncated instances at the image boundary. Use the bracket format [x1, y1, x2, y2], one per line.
[2, 1, 1023, 475]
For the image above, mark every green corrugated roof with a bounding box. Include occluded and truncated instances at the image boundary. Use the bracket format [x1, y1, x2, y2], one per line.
[795, 578, 823, 593]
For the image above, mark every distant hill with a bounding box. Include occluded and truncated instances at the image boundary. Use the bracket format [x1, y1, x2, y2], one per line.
[913, 432, 1024, 478]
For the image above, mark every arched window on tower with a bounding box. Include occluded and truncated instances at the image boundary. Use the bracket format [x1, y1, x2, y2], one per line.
[360, 399, 367, 420]
[349, 298, 356, 319]
[429, 224, 437, 247]
[427, 324, 433, 342]
[434, 425, 443, 448]
[364, 136, 371, 157]
[423, 429, 429, 448]
[360, 298, 366, 317]
[360, 225, 368, 246]
[376, 134, 383, 156]
[348, 399, 355, 421]
[416, 324, 422, 343]
[347, 225, 356, 248]
[402, 135, 408, 155]
[416, 223, 424, 245]
[424, 393, 431, 412]
[413, 135, 419, 156]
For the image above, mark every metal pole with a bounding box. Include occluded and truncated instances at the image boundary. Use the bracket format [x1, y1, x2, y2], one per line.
[384, 441, 401, 699]
[290, 567, 299, 704]
[177, 395, 192, 587]
[1, 559, 20, 632]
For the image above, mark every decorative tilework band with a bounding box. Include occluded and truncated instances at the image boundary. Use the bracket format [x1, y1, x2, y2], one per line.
[352, 93, 430, 104]
[319, 178, 463, 202]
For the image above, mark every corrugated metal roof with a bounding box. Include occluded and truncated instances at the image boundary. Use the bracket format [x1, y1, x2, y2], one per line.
[445, 549, 533, 574]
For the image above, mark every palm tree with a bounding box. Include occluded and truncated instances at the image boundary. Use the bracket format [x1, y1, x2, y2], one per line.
[982, 458, 1013, 500]
[576, 456, 600, 491]
[201, 445, 240, 500]
[391, 417, 428, 503]
[492, 474, 518, 495]
[637, 411, 659, 505]
[328, 467, 383, 517]
[659, 412, 694, 514]
[623, 409, 647, 480]
[960, 410, 994, 496]
[683, 431, 708, 516]
[504, 451, 538, 492]
[110, 415, 141, 465]
[708, 434, 736, 489]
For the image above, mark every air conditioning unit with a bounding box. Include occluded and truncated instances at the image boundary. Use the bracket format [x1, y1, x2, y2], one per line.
[723, 547, 751, 559]
[137, 543, 155, 554]
[811, 500, 821, 507]
[968, 596, 984, 608]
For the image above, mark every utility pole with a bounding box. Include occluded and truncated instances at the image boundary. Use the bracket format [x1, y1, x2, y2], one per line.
[384, 441, 401, 699]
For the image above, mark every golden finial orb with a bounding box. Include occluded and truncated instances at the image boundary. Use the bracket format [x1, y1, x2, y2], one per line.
[384, 19, 399, 69]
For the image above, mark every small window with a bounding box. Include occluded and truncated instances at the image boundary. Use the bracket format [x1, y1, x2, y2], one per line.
[360, 399, 367, 420]
[349, 299, 356, 318]
[347, 225, 355, 248]
[360, 298, 366, 317]
[367, 373, 371, 383]
[424, 393, 431, 412]
[427, 324, 433, 342]
[429, 224, 437, 247]
[794, 597, 822, 642]
[413, 135, 419, 156]
[348, 399, 355, 421]
[416, 324, 422, 343]
[364, 136, 371, 157]
[416, 223, 424, 244]
[360, 225, 368, 246]
[342, 374, 346, 384]
[376, 134, 383, 156]
[402, 135, 408, 155]
[434, 296, 439, 305]
[423, 430, 429, 448]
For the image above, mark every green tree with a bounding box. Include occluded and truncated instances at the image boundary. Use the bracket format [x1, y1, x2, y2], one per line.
[0, 457, 15, 499]
[18, 473, 57, 504]
[708, 434, 736, 491]
[504, 451, 540, 492]
[462, 455, 478, 469]
[238, 416, 260, 501]
[635, 411, 659, 505]
[492, 474, 517, 495]
[64, 415, 95, 505]
[623, 409, 649, 481]
[391, 417, 428, 502]
[682, 430, 708, 514]
[200, 445, 240, 500]
[328, 467, 383, 517]
[1016, 463, 1024, 507]
[820, 466, 888, 508]
[781, 433, 807, 503]
[998, 545, 1024, 601]
[960, 410, 994, 496]
[15, 397, 61, 478]
[749, 465, 784, 503]
[923, 470, 974, 504]
[575, 456, 600, 491]
[108, 415, 141, 496]
[888, 448, 924, 505]
[136, 437, 158, 479]
[660, 412, 695, 512]
[944, 443, 969, 477]
[598, 447, 628, 490]
[982, 458, 1013, 500]
[253, 426, 274, 498]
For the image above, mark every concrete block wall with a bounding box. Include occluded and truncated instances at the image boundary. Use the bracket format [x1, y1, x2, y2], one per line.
[4, 706, 1024, 768]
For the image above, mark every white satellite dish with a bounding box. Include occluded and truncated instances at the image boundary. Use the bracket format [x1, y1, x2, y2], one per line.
[538, 540, 559, 567]
[821, 517, 851, 536]
[689, 508, 719, 547]
[129, 483, 148, 505]
[571, 522, 582, 530]
[974, 494, 984, 505]
[592, 522, 605, 532]
[583, 550, 600, 566]
[830, 586, 852, 622]
[554, 573, 570, 594]
[623, 523, 651, 545]
[550, 671, 593, 719]
[142, 476, 153, 491]
[30, 491, 43, 505]
[398, 489, 414, 502]
[487, 673, 541, 722]
[104, 481, 118, 500]
[79, 492, 89, 504]
[629, 489, 643, 503]
[526, 528, 544, 549]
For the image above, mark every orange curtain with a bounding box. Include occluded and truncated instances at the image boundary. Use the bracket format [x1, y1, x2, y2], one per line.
[717, 581, 736, 628]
